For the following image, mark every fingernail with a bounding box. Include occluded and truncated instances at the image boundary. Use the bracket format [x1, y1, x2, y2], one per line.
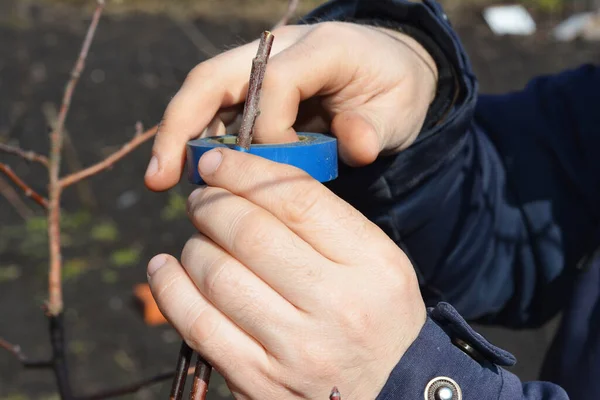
[147, 254, 167, 276]
[198, 149, 223, 176]
[145, 156, 159, 178]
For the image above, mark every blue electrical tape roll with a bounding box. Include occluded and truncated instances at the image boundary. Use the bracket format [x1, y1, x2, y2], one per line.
[186, 133, 338, 185]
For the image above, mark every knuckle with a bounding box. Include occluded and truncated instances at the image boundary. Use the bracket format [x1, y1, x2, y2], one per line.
[230, 209, 273, 254]
[180, 233, 205, 267]
[280, 182, 322, 225]
[310, 21, 344, 37]
[271, 23, 298, 37]
[202, 255, 237, 299]
[185, 61, 214, 84]
[185, 305, 222, 348]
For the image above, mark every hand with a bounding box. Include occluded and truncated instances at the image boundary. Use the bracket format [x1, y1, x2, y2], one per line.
[145, 22, 438, 192]
[147, 149, 426, 399]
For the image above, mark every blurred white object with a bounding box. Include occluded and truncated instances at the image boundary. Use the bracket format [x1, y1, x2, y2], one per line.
[483, 5, 536, 35]
[582, 12, 600, 41]
[553, 12, 594, 41]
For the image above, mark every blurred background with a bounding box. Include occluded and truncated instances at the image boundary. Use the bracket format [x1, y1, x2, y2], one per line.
[0, 0, 599, 398]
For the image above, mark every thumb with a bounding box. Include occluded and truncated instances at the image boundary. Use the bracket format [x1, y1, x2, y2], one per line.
[330, 111, 382, 167]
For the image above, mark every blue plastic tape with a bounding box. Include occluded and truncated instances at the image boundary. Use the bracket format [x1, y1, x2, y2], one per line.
[186, 133, 338, 185]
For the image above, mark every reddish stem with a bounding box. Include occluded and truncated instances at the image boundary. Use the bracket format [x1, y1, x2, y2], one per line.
[273, 0, 300, 29]
[190, 354, 212, 400]
[0, 142, 49, 167]
[170, 341, 194, 400]
[46, 0, 105, 317]
[236, 31, 275, 150]
[0, 162, 49, 208]
[59, 125, 158, 188]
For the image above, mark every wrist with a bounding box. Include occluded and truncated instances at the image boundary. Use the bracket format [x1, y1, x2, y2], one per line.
[374, 26, 438, 104]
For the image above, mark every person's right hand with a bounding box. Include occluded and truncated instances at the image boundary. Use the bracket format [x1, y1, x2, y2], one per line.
[145, 22, 438, 192]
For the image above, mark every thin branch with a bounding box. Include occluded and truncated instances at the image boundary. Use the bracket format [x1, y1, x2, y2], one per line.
[273, 0, 300, 29]
[58, 125, 158, 188]
[0, 163, 49, 208]
[0, 142, 49, 167]
[43, 102, 96, 209]
[0, 336, 52, 369]
[190, 354, 212, 400]
[170, 341, 194, 400]
[46, 0, 105, 317]
[330, 387, 341, 400]
[0, 174, 34, 219]
[134, 121, 144, 137]
[236, 31, 275, 150]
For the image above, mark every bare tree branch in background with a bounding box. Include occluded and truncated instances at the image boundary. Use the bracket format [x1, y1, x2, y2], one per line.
[273, 0, 300, 29]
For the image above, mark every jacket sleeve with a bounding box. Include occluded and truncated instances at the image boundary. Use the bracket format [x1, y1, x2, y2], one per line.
[377, 302, 569, 400]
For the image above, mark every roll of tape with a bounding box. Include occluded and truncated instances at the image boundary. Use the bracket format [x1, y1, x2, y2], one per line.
[186, 133, 338, 184]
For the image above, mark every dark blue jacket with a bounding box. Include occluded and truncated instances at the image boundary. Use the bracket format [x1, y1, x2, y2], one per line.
[305, 1, 600, 399]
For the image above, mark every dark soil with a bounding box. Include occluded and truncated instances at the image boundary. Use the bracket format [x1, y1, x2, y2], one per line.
[0, 1, 598, 399]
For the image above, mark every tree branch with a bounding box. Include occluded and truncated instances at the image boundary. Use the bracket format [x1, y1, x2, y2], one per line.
[0, 336, 52, 369]
[170, 341, 194, 400]
[58, 125, 158, 188]
[0, 142, 49, 167]
[273, 0, 300, 29]
[236, 31, 275, 150]
[190, 354, 212, 400]
[0, 162, 49, 208]
[46, 0, 105, 317]
[0, 174, 35, 219]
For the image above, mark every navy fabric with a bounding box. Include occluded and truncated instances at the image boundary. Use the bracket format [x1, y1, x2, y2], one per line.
[541, 259, 600, 398]
[377, 305, 569, 400]
[304, 0, 600, 399]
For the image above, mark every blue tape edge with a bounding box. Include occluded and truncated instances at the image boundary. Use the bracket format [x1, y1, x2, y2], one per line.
[186, 132, 338, 185]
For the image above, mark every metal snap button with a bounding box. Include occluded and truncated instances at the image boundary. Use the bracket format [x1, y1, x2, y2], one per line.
[425, 377, 462, 400]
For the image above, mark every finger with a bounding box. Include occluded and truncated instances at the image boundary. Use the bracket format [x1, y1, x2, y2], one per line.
[197, 148, 395, 265]
[186, 186, 330, 308]
[330, 110, 380, 166]
[145, 28, 306, 192]
[252, 24, 355, 144]
[146, 254, 268, 386]
[181, 233, 301, 349]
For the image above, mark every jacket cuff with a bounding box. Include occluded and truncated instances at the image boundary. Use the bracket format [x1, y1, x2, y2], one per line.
[378, 302, 512, 400]
[303, 0, 477, 197]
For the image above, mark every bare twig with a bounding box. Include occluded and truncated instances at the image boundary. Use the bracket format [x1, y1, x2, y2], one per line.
[46, 0, 104, 317]
[330, 387, 341, 400]
[0, 142, 49, 167]
[170, 341, 194, 400]
[0, 163, 49, 208]
[273, 0, 300, 29]
[0, 336, 52, 369]
[0, 174, 34, 219]
[236, 31, 275, 150]
[190, 354, 212, 400]
[134, 121, 144, 137]
[43, 102, 97, 209]
[58, 125, 158, 188]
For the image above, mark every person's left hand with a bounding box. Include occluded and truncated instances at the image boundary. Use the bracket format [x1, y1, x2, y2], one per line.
[147, 148, 426, 399]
